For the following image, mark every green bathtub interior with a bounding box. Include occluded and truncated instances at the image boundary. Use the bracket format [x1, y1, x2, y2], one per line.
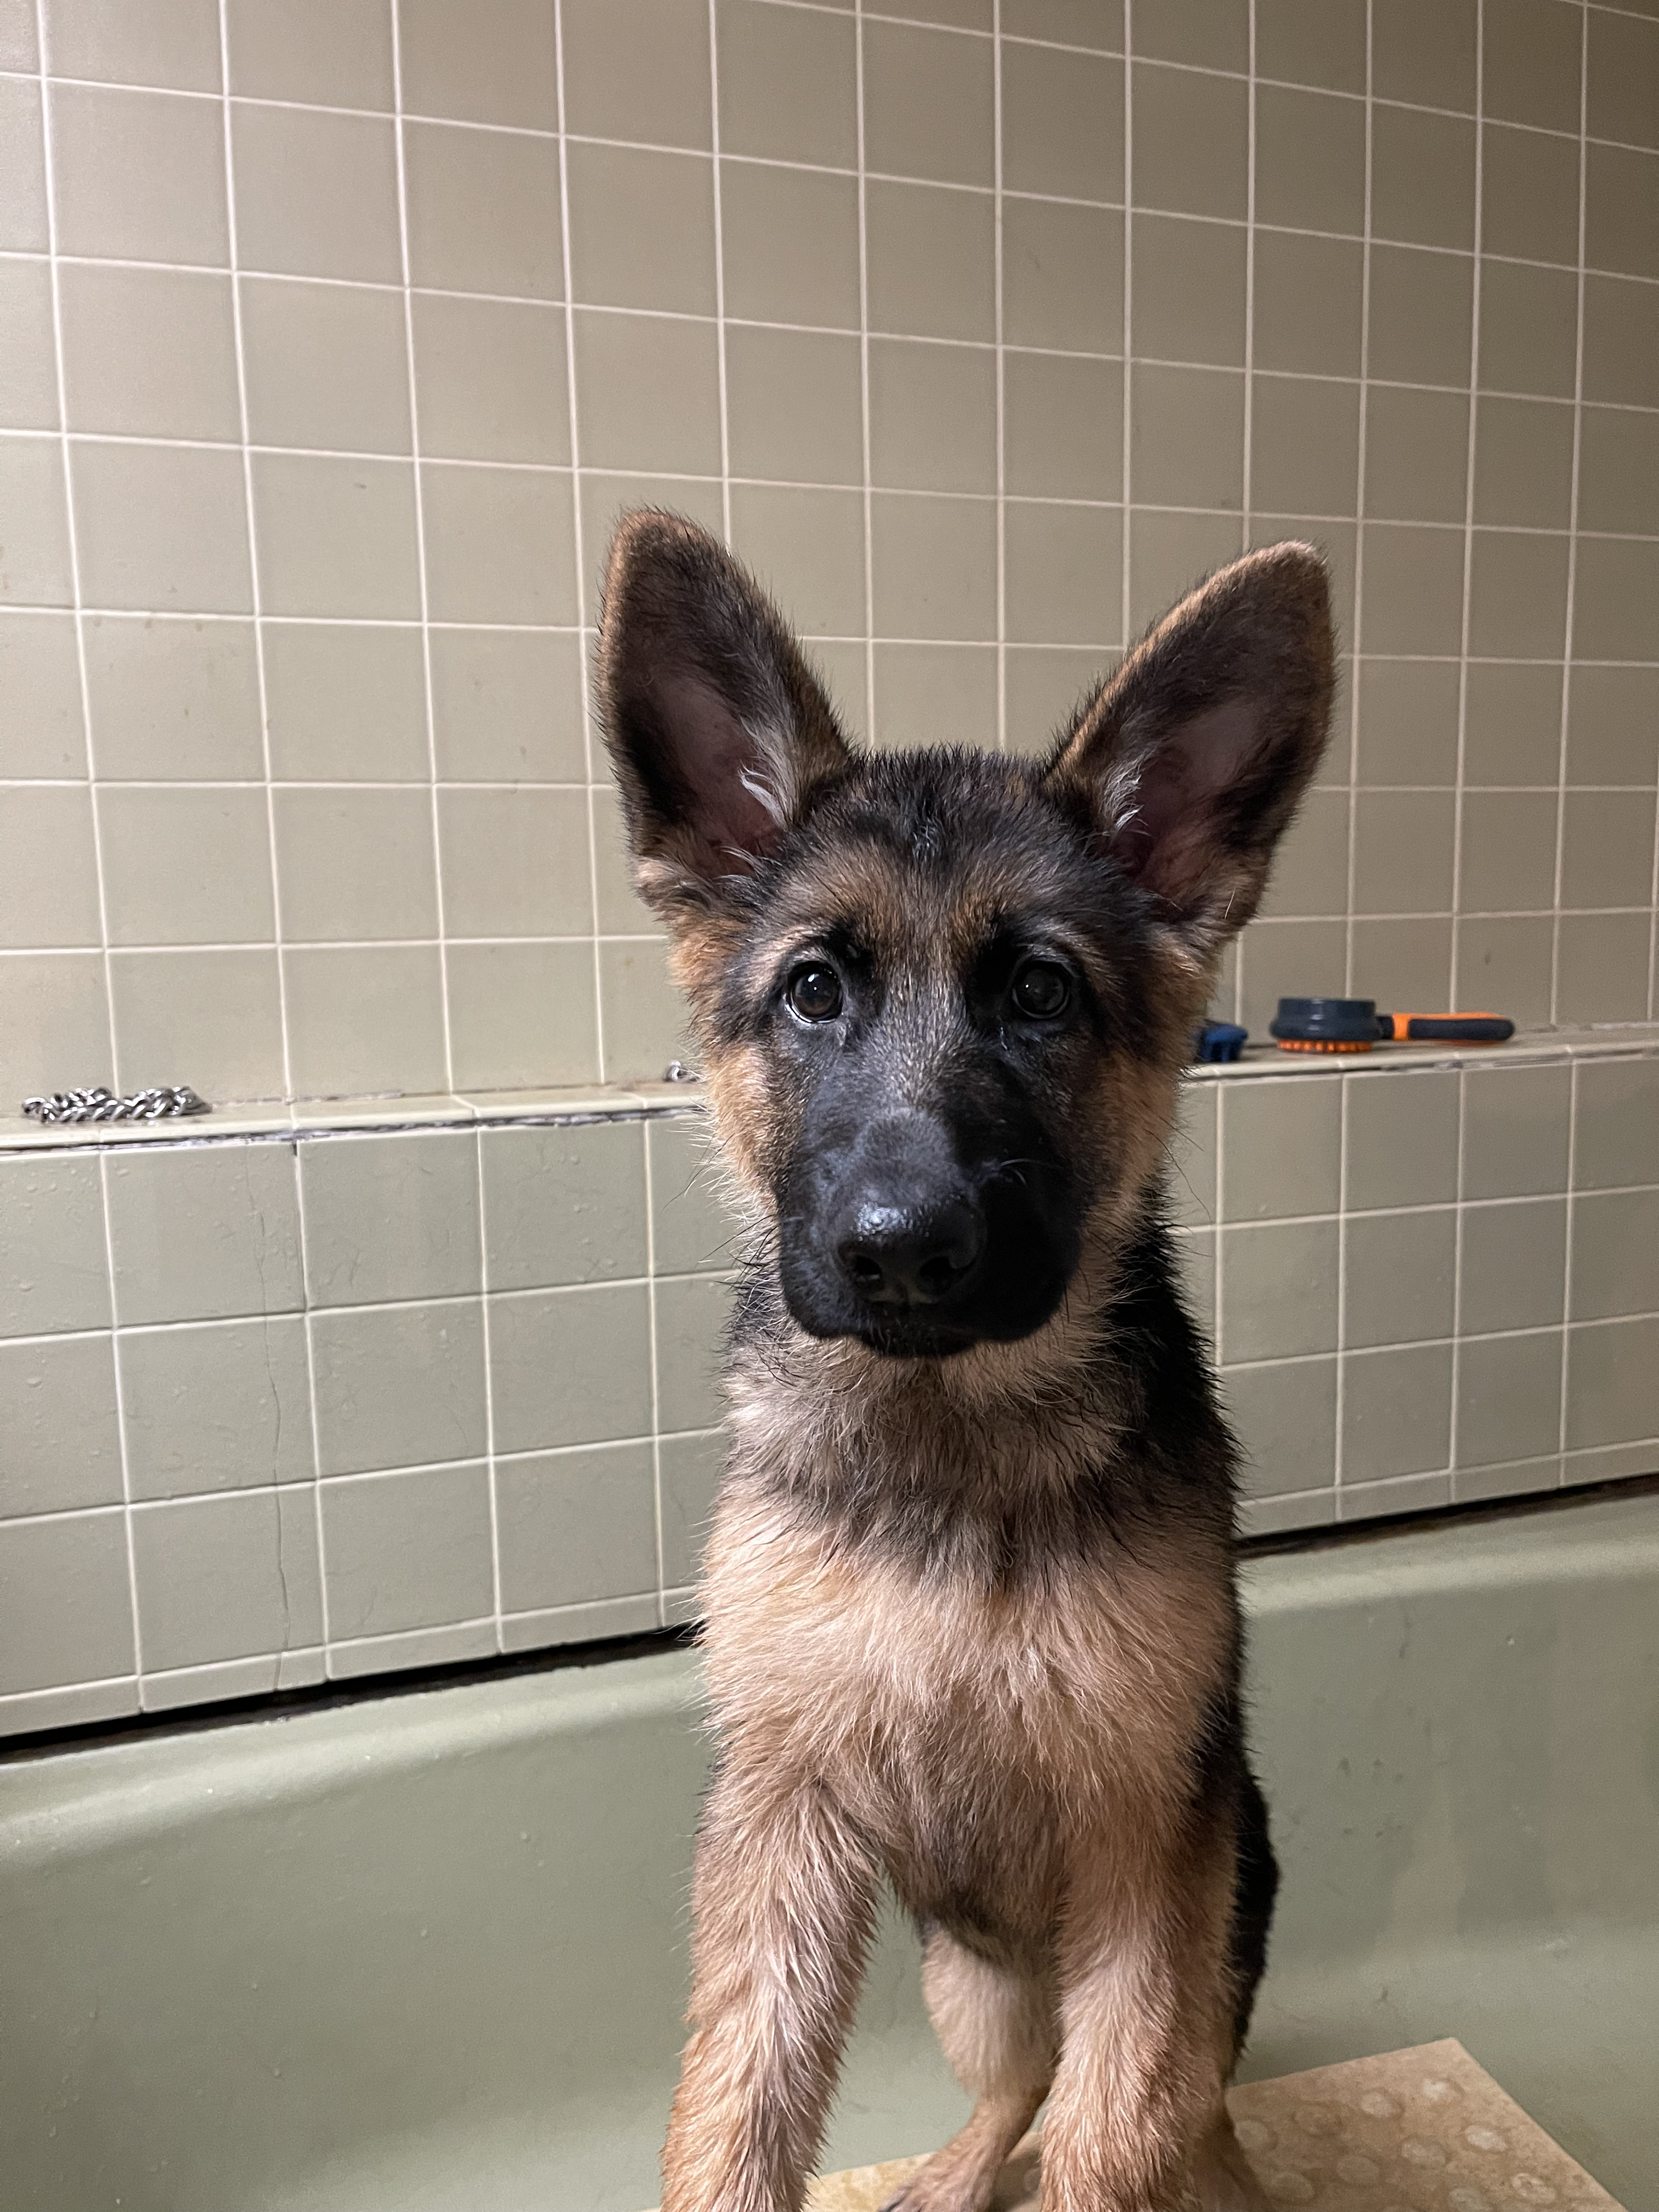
[3, 1489, 1656, 2212]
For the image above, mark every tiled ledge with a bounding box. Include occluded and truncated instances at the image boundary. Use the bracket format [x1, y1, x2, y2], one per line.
[7, 1025, 1659, 1152]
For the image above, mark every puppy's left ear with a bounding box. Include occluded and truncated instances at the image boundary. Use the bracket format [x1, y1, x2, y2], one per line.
[597, 510, 853, 926]
[1044, 543, 1335, 951]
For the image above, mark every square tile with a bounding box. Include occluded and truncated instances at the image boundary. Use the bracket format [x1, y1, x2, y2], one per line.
[274, 788, 439, 944]
[0, 611, 83, 777]
[1251, 233, 1364, 380]
[1561, 789, 1656, 913]
[567, 142, 715, 317]
[1479, 259, 1578, 402]
[1577, 404, 1659, 539]
[1003, 0, 1122, 42]
[0, 952, 114, 1105]
[264, 625, 429, 782]
[107, 1141, 302, 1326]
[1005, 502, 1121, 648]
[571, 311, 721, 477]
[489, 1281, 652, 1452]
[1582, 274, 1659, 411]
[285, 945, 449, 1098]
[1458, 790, 1559, 917]
[1572, 1184, 1659, 1323]
[1235, 916, 1348, 1036]
[42, 0, 222, 91]
[591, 787, 660, 934]
[72, 442, 252, 615]
[50, 82, 228, 264]
[1219, 1217, 1339, 1361]
[1565, 1316, 1659, 1449]
[239, 278, 411, 455]
[0, 1334, 122, 1518]
[1374, 0, 1476, 108]
[1356, 659, 1460, 787]
[717, 0, 856, 167]
[1349, 916, 1453, 1009]
[1460, 1063, 1571, 1203]
[1345, 1068, 1459, 1211]
[1364, 387, 1469, 527]
[869, 340, 996, 495]
[420, 465, 577, 627]
[225, 0, 394, 107]
[311, 1300, 486, 1476]
[0, 1154, 109, 1340]
[1587, 142, 1659, 285]
[1585, 4, 1659, 153]
[1132, 61, 1246, 219]
[398, 0, 557, 126]
[108, 947, 285, 1102]
[1132, 365, 1243, 511]
[1372, 108, 1475, 252]
[120, 1314, 314, 1499]
[230, 105, 399, 284]
[1575, 1059, 1659, 1192]
[1251, 376, 1359, 520]
[1572, 537, 1659, 663]
[1131, 213, 1245, 367]
[403, 120, 563, 298]
[865, 177, 993, 343]
[1004, 650, 1109, 753]
[1556, 913, 1650, 1023]
[1002, 199, 1122, 356]
[430, 630, 587, 784]
[1343, 1207, 1456, 1347]
[447, 941, 601, 1091]
[252, 455, 420, 620]
[1342, 1341, 1453, 1483]
[437, 787, 592, 938]
[723, 162, 861, 329]
[301, 1132, 482, 1306]
[1254, 84, 1365, 235]
[597, 938, 689, 1085]
[654, 1271, 730, 1432]
[1256, 0, 1366, 92]
[0, 1511, 133, 1695]
[872, 493, 997, 641]
[411, 295, 568, 466]
[1223, 1355, 1338, 1497]
[0, 78, 47, 254]
[561, 0, 711, 149]
[727, 484, 866, 639]
[1458, 1328, 1563, 1466]
[1469, 531, 1570, 663]
[1128, 509, 1242, 636]
[659, 1427, 724, 1588]
[66, 266, 233, 441]
[1473, 397, 1575, 531]
[1352, 790, 1455, 917]
[1220, 1074, 1340, 1221]
[496, 1442, 658, 1612]
[84, 614, 262, 782]
[1366, 245, 1473, 388]
[1135, 0, 1246, 69]
[481, 1120, 648, 1291]
[98, 786, 274, 947]
[871, 644, 997, 753]
[1358, 524, 1465, 657]
[725, 326, 862, 487]
[1463, 661, 1565, 788]
[321, 1462, 493, 1636]
[0, 787, 101, 952]
[1483, 0, 1581, 132]
[648, 1114, 738, 1276]
[1002, 41, 1121, 200]
[1483, 122, 1580, 269]
[1567, 666, 1659, 788]
[863, 18, 992, 188]
[1461, 1195, 1567, 1336]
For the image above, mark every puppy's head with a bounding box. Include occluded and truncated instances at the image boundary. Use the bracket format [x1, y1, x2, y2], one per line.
[599, 512, 1333, 1359]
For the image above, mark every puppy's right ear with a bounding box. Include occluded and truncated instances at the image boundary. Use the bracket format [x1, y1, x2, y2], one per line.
[597, 511, 853, 926]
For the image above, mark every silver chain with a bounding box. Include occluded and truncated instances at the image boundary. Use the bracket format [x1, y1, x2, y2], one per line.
[22, 1085, 210, 1125]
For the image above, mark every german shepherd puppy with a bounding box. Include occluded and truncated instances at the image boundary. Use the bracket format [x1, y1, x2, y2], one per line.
[598, 512, 1334, 2212]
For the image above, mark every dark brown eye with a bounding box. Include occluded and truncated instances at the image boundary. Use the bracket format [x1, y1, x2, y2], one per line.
[786, 964, 843, 1022]
[1011, 960, 1070, 1020]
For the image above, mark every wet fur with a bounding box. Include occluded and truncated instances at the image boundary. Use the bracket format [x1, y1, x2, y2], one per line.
[598, 512, 1334, 2212]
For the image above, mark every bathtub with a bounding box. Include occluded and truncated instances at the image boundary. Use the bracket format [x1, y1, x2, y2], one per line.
[3, 1488, 1656, 2212]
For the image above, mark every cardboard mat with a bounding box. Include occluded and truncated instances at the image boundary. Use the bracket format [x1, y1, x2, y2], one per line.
[794, 2041, 1623, 2211]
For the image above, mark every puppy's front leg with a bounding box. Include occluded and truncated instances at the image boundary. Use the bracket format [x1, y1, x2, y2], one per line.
[1039, 1829, 1252, 2212]
[663, 1759, 878, 2212]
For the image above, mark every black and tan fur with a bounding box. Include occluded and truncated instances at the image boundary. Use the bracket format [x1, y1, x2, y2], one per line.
[597, 511, 1334, 2212]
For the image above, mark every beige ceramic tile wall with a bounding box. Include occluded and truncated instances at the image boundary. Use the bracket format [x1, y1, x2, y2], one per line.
[3, 0, 1658, 1113]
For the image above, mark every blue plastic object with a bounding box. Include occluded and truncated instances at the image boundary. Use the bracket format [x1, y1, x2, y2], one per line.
[1194, 1022, 1248, 1063]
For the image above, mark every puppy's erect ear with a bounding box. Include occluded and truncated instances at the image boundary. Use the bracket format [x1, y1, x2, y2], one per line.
[597, 510, 853, 922]
[1043, 543, 1335, 952]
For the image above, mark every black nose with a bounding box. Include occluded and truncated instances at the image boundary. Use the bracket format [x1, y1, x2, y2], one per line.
[836, 1198, 986, 1307]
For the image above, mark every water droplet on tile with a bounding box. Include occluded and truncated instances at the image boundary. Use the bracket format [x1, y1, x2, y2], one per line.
[1465, 2127, 1509, 2153]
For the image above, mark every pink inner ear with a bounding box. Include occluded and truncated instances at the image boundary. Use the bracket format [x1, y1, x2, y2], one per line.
[1119, 698, 1263, 906]
[656, 674, 782, 864]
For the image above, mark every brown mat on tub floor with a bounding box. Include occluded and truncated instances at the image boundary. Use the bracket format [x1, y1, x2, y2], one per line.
[785, 2040, 1623, 2210]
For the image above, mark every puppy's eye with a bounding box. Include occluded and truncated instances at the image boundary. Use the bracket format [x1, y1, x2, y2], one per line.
[786, 964, 843, 1023]
[1011, 960, 1071, 1020]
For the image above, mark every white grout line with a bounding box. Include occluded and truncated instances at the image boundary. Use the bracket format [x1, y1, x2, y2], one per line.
[1333, 1070, 1350, 1496]
[992, 0, 1006, 755]
[1549, 3, 1591, 1029]
[641, 1119, 667, 1626]
[1120, 0, 1134, 654]
[91, 1150, 145, 1693]
[854, 0, 877, 746]
[708, 0, 733, 549]
[389, 3, 456, 1099]
[1448, 1066, 1469, 1495]
[553, 0, 608, 1087]
[1241, 0, 1256, 565]
[1447, 0, 1485, 1013]
[471, 1126, 505, 1652]
[1343, 0, 1374, 1001]
[286, 1138, 334, 1666]
[1559, 1053, 1582, 1474]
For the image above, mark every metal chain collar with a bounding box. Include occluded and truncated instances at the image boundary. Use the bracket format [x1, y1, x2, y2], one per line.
[22, 1086, 210, 1125]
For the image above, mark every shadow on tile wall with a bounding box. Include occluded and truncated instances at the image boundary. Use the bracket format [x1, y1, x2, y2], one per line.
[3, 0, 1658, 1108]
